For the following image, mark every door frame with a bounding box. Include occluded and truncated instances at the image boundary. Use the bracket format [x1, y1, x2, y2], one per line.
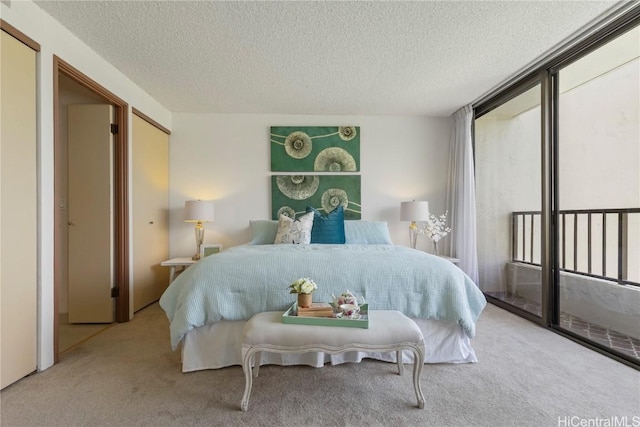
[53, 56, 130, 362]
[473, 8, 640, 369]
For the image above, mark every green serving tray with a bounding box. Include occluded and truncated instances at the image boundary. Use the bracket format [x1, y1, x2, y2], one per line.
[282, 303, 369, 329]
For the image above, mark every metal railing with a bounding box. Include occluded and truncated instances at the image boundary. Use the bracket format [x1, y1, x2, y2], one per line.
[512, 208, 640, 287]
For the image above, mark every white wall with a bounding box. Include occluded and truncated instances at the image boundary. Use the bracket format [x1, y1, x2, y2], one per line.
[169, 114, 451, 257]
[558, 60, 639, 210]
[1, 0, 172, 371]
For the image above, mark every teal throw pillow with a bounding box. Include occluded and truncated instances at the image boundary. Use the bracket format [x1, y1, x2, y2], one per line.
[306, 205, 346, 244]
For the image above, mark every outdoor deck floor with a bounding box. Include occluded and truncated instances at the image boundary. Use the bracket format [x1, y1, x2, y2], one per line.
[486, 292, 640, 361]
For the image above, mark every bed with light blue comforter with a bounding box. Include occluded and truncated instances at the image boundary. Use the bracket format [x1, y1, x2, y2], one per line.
[160, 244, 486, 350]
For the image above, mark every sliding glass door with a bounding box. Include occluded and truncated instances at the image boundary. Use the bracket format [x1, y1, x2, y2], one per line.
[474, 15, 639, 366]
[554, 25, 639, 361]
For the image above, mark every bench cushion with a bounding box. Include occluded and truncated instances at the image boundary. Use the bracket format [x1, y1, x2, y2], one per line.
[242, 311, 423, 350]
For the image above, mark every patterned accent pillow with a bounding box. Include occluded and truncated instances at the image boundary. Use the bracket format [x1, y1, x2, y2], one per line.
[306, 205, 346, 244]
[273, 212, 314, 244]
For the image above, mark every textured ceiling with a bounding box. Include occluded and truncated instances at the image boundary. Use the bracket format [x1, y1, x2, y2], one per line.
[35, 1, 620, 117]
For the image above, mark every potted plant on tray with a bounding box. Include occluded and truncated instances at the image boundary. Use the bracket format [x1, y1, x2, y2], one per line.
[288, 277, 317, 308]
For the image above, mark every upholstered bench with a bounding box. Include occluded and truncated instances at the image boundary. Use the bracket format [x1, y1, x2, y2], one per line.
[240, 310, 425, 411]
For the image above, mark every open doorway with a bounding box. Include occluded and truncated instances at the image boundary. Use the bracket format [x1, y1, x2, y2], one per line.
[53, 57, 130, 362]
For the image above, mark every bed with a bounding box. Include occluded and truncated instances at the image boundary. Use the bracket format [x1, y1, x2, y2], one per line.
[159, 219, 487, 372]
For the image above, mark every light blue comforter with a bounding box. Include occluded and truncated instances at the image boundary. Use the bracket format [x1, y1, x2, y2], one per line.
[159, 244, 486, 350]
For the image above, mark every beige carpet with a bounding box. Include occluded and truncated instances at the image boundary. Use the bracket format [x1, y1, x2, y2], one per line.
[58, 313, 114, 354]
[1, 303, 638, 427]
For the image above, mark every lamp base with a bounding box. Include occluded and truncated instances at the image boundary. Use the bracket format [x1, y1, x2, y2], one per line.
[409, 222, 418, 249]
[193, 222, 204, 261]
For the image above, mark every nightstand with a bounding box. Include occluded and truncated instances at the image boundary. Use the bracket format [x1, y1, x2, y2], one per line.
[161, 257, 197, 284]
[437, 255, 460, 264]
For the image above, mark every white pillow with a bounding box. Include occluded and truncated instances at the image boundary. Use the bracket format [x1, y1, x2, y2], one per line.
[273, 212, 314, 244]
[249, 220, 279, 245]
[344, 220, 393, 244]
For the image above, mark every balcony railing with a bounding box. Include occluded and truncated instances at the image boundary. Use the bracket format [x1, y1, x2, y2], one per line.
[512, 208, 640, 287]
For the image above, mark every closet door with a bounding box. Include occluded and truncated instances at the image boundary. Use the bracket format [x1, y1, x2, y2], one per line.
[67, 104, 115, 323]
[0, 30, 38, 389]
[132, 113, 169, 311]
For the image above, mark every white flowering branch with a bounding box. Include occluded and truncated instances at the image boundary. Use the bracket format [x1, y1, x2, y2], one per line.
[417, 211, 452, 243]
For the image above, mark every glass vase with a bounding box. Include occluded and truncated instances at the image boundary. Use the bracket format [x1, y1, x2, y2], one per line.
[432, 241, 439, 256]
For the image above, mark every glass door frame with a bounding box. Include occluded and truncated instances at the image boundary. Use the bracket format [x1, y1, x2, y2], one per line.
[474, 7, 640, 369]
[546, 14, 640, 368]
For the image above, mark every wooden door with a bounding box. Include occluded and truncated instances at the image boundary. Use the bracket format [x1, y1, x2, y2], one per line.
[0, 30, 38, 389]
[67, 104, 114, 323]
[132, 114, 169, 311]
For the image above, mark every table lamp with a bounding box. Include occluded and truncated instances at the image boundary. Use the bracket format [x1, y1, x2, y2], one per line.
[400, 200, 430, 249]
[184, 200, 215, 260]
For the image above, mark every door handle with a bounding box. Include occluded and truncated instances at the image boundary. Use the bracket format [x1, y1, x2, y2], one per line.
[68, 221, 76, 226]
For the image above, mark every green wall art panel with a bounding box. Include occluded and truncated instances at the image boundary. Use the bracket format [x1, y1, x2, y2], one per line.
[271, 126, 360, 172]
[271, 175, 361, 220]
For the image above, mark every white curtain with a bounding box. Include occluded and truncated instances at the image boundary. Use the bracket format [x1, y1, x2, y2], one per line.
[446, 105, 479, 284]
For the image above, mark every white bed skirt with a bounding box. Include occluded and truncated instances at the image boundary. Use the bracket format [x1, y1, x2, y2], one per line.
[180, 318, 477, 372]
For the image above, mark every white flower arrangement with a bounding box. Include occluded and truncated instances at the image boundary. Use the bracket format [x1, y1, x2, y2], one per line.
[288, 278, 317, 295]
[417, 211, 452, 243]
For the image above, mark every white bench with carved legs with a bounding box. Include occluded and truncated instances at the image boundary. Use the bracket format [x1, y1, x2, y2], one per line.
[240, 310, 426, 411]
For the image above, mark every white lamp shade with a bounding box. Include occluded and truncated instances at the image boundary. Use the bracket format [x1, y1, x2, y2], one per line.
[184, 200, 215, 222]
[400, 201, 430, 221]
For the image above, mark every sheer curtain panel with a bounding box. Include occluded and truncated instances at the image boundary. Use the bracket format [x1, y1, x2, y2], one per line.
[446, 105, 479, 284]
